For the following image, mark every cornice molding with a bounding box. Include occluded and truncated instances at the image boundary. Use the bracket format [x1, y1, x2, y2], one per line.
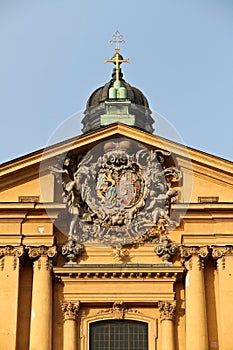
[1, 123, 232, 187]
[54, 266, 184, 280]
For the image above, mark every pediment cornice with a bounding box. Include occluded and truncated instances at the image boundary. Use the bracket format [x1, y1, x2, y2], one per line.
[1, 123, 232, 192]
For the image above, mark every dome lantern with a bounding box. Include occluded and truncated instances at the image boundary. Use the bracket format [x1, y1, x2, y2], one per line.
[81, 31, 154, 134]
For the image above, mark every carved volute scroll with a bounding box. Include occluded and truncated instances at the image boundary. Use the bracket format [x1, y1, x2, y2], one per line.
[180, 246, 209, 260]
[0, 246, 24, 270]
[212, 246, 233, 270]
[158, 301, 176, 321]
[0, 245, 24, 258]
[28, 246, 57, 259]
[180, 246, 209, 270]
[62, 301, 80, 321]
[28, 246, 57, 271]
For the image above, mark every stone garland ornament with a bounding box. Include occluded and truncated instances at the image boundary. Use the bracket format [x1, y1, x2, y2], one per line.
[51, 139, 182, 248]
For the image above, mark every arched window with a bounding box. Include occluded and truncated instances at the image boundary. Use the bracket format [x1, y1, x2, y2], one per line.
[90, 319, 148, 350]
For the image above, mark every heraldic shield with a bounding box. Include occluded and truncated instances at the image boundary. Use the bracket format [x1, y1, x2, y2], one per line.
[52, 138, 182, 247]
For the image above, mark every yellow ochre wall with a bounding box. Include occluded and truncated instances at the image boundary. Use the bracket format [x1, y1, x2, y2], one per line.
[0, 127, 233, 350]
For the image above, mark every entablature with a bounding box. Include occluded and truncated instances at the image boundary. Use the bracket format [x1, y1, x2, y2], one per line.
[54, 264, 184, 279]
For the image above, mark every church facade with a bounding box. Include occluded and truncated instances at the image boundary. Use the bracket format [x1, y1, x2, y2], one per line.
[0, 40, 233, 350]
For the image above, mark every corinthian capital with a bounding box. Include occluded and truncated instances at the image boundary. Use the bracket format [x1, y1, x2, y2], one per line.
[180, 246, 209, 260]
[158, 301, 176, 321]
[0, 245, 24, 258]
[62, 301, 80, 321]
[28, 246, 57, 259]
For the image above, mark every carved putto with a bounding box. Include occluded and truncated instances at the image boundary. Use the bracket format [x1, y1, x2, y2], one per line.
[51, 138, 181, 247]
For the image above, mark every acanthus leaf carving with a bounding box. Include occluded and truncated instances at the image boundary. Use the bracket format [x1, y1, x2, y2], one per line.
[158, 301, 176, 321]
[61, 301, 80, 321]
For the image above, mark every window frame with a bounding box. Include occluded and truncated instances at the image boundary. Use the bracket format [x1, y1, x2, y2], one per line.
[89, 319, 149, 350]
[80, 312, 157, 350]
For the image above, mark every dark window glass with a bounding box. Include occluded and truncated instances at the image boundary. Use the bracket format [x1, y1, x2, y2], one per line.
[90, 320, 148, 350]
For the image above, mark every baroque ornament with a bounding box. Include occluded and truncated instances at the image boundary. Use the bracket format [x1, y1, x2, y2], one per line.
[111, 302, 127, 319]
[113, 244, 129, 261]
[52, 138, 181, 247]
[212, 246, 233, 270]
[180, 246, 209, 260]
[61, 239, 84, 264]
[158, 301, 176, 321]
[97, 302, 127, 320]
[0, 246, 24, 258]
[62, 301, 80, 321]
[28, 246, 57, 259]
[0, 246, 24, 270]
[154, 235, 177, 264]
[211, 246, 233, 259]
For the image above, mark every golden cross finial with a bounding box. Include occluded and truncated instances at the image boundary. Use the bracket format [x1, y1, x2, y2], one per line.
[105, 31, 130, 81]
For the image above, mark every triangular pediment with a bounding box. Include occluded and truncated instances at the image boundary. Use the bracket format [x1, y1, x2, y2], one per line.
[1, 123, 233, 203]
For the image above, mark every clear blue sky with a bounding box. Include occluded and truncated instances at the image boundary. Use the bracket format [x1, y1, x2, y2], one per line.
[1, 0, 233, 163]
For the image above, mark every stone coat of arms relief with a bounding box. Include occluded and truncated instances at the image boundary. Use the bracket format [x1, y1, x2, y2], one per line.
[51, 138, 182, 259]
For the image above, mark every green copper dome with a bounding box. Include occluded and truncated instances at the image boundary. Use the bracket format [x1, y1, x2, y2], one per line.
[86, 69, 150, 109]
[82, 68, 154, 134]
